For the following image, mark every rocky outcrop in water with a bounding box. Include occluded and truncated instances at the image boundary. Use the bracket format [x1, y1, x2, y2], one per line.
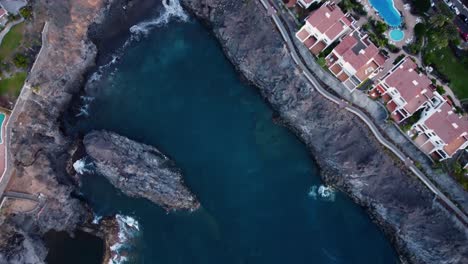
[84, 130, 200, 211]
[0, 0, 161, 263]
[181, 0, 468, 263]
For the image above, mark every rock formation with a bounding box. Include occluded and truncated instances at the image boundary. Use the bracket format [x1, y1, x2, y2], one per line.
[180, 0, 468, 263]
[83, 130, 200, 211]
[0, 0, 161, 263]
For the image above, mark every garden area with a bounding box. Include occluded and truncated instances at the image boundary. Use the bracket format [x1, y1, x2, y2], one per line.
[424, 47, 468, 100]
[403, 2, 468, 101]
[0, 72, 26, 97]
[0, 19, 31, 104]
[0, 22, 25, 60]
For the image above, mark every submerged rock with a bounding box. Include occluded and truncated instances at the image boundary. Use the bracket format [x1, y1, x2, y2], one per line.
[83, 130, 200, 211]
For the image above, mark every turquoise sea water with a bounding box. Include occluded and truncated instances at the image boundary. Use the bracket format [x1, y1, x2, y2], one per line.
[0, 113, 5, 144]
[61, 7, 398, 264]
[369, 0, 402, 27]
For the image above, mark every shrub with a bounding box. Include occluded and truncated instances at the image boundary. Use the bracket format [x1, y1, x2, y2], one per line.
[386, 43, 400, 53]
[317, 57, 326, 68]
[411, 0, 430, 15]
[393, 54, 405, 65]
[414, 23, 427, 38]
[19, 6, 33, 20]
[374, 21, 388, 35]
[13, 53, 29, 68]
[436, 85, 446, 95]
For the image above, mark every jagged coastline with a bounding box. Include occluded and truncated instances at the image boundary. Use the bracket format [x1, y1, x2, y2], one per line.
[0, 0, 188, 263]
[180, 0, 468, 263]
[0, 0, 466, 263]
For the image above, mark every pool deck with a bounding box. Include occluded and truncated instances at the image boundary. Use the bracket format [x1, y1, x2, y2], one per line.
[0, 112, 9, 187]
[358, 0, 419, 48]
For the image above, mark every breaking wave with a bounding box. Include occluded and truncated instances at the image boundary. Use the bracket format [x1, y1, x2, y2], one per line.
[108, 214, 141, 264]
[308, 185, 336, 202]
[73, 158, 93, 174]
[76, 95, 95, 117]
[88, 0, 189, 85]
[130, 0, 188, 38]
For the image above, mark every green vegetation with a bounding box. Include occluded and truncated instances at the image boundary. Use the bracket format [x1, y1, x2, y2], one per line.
[0, 22, 25, 60]
[318, 41, 339, 59]
[0, 72, 27, 97]
[452, 162, 468, 190]
[317, 57, 327, 68]
[13, 53, 29, 68]
[400, 109, 423, 131]
[393, 54, 405, 65]
[19, 6, 33, 20]
[424, 47, 468, 99]
[338, 0, 367, 17]
[436, 85, 445, 95]
[410, 0, 430, 15]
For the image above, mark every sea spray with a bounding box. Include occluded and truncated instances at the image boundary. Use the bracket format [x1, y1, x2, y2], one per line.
[83, 0, 189, 103]
[130, 0, 188, 37]
[308, 185, 336, 202]
[73, 158, 93, 174]
[108, 214, 141, 264]
[76, 96, 95, 117]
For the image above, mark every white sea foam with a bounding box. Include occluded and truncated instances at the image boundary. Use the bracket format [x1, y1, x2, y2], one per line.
[86, 0, 189, 89]
[130, 0, 188, 37]
[92, 215, 102, 225]
[108, 214, 141, 264]
[308, 185, 336, 202]
[76, 96, 95, 117]
[73, 158, 93, 174]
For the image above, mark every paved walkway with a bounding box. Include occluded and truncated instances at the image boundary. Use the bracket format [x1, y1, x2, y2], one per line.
[0, 22, 48, 206]
[0, 18, 24, 45]
[259, 0, 468, 226]
[282, 0, 468, 214]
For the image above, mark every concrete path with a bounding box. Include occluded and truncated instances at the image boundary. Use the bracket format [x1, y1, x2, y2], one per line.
[0, 22, 48, 207]
[259, 0, 468, 226]
[0, 18, 24, 45]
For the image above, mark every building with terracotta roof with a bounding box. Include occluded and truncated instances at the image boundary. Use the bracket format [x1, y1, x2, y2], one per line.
[374, 58, 445, 123]
[411, 101, 468, 160]
[298, 0, 321, 9]
[296, 2, 353, 56]
[0, 7, 6, 18]
[325, 30, 387, 91]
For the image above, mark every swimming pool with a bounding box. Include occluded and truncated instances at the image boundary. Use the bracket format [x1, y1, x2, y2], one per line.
[0, 113, 5, 144]
[389, 29, 404, 41]
[369, 0, 402, 27]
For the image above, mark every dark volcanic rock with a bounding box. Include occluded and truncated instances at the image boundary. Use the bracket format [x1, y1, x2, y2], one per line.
[0, 0, 159, 263]
[84, 130, 200, 211]
[181, 0, 468, 263]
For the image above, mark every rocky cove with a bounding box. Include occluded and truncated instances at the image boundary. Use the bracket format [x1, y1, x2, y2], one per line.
[180, 0, 468, 263]
[0, 0, 466, 264]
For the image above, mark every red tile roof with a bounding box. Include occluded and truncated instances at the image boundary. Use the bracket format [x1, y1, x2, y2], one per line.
[306, 3, 351, 40]
[0, 8, 6, 17]
[384, 59, 433, 115]
[333, 33, 383, 71]
[425, 102, 468, 147]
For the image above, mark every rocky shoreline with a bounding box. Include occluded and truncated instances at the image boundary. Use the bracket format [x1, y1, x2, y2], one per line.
[0, 0, 197, 263]
[0, 0, 466, 263]
[180, 0, 468, 263]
